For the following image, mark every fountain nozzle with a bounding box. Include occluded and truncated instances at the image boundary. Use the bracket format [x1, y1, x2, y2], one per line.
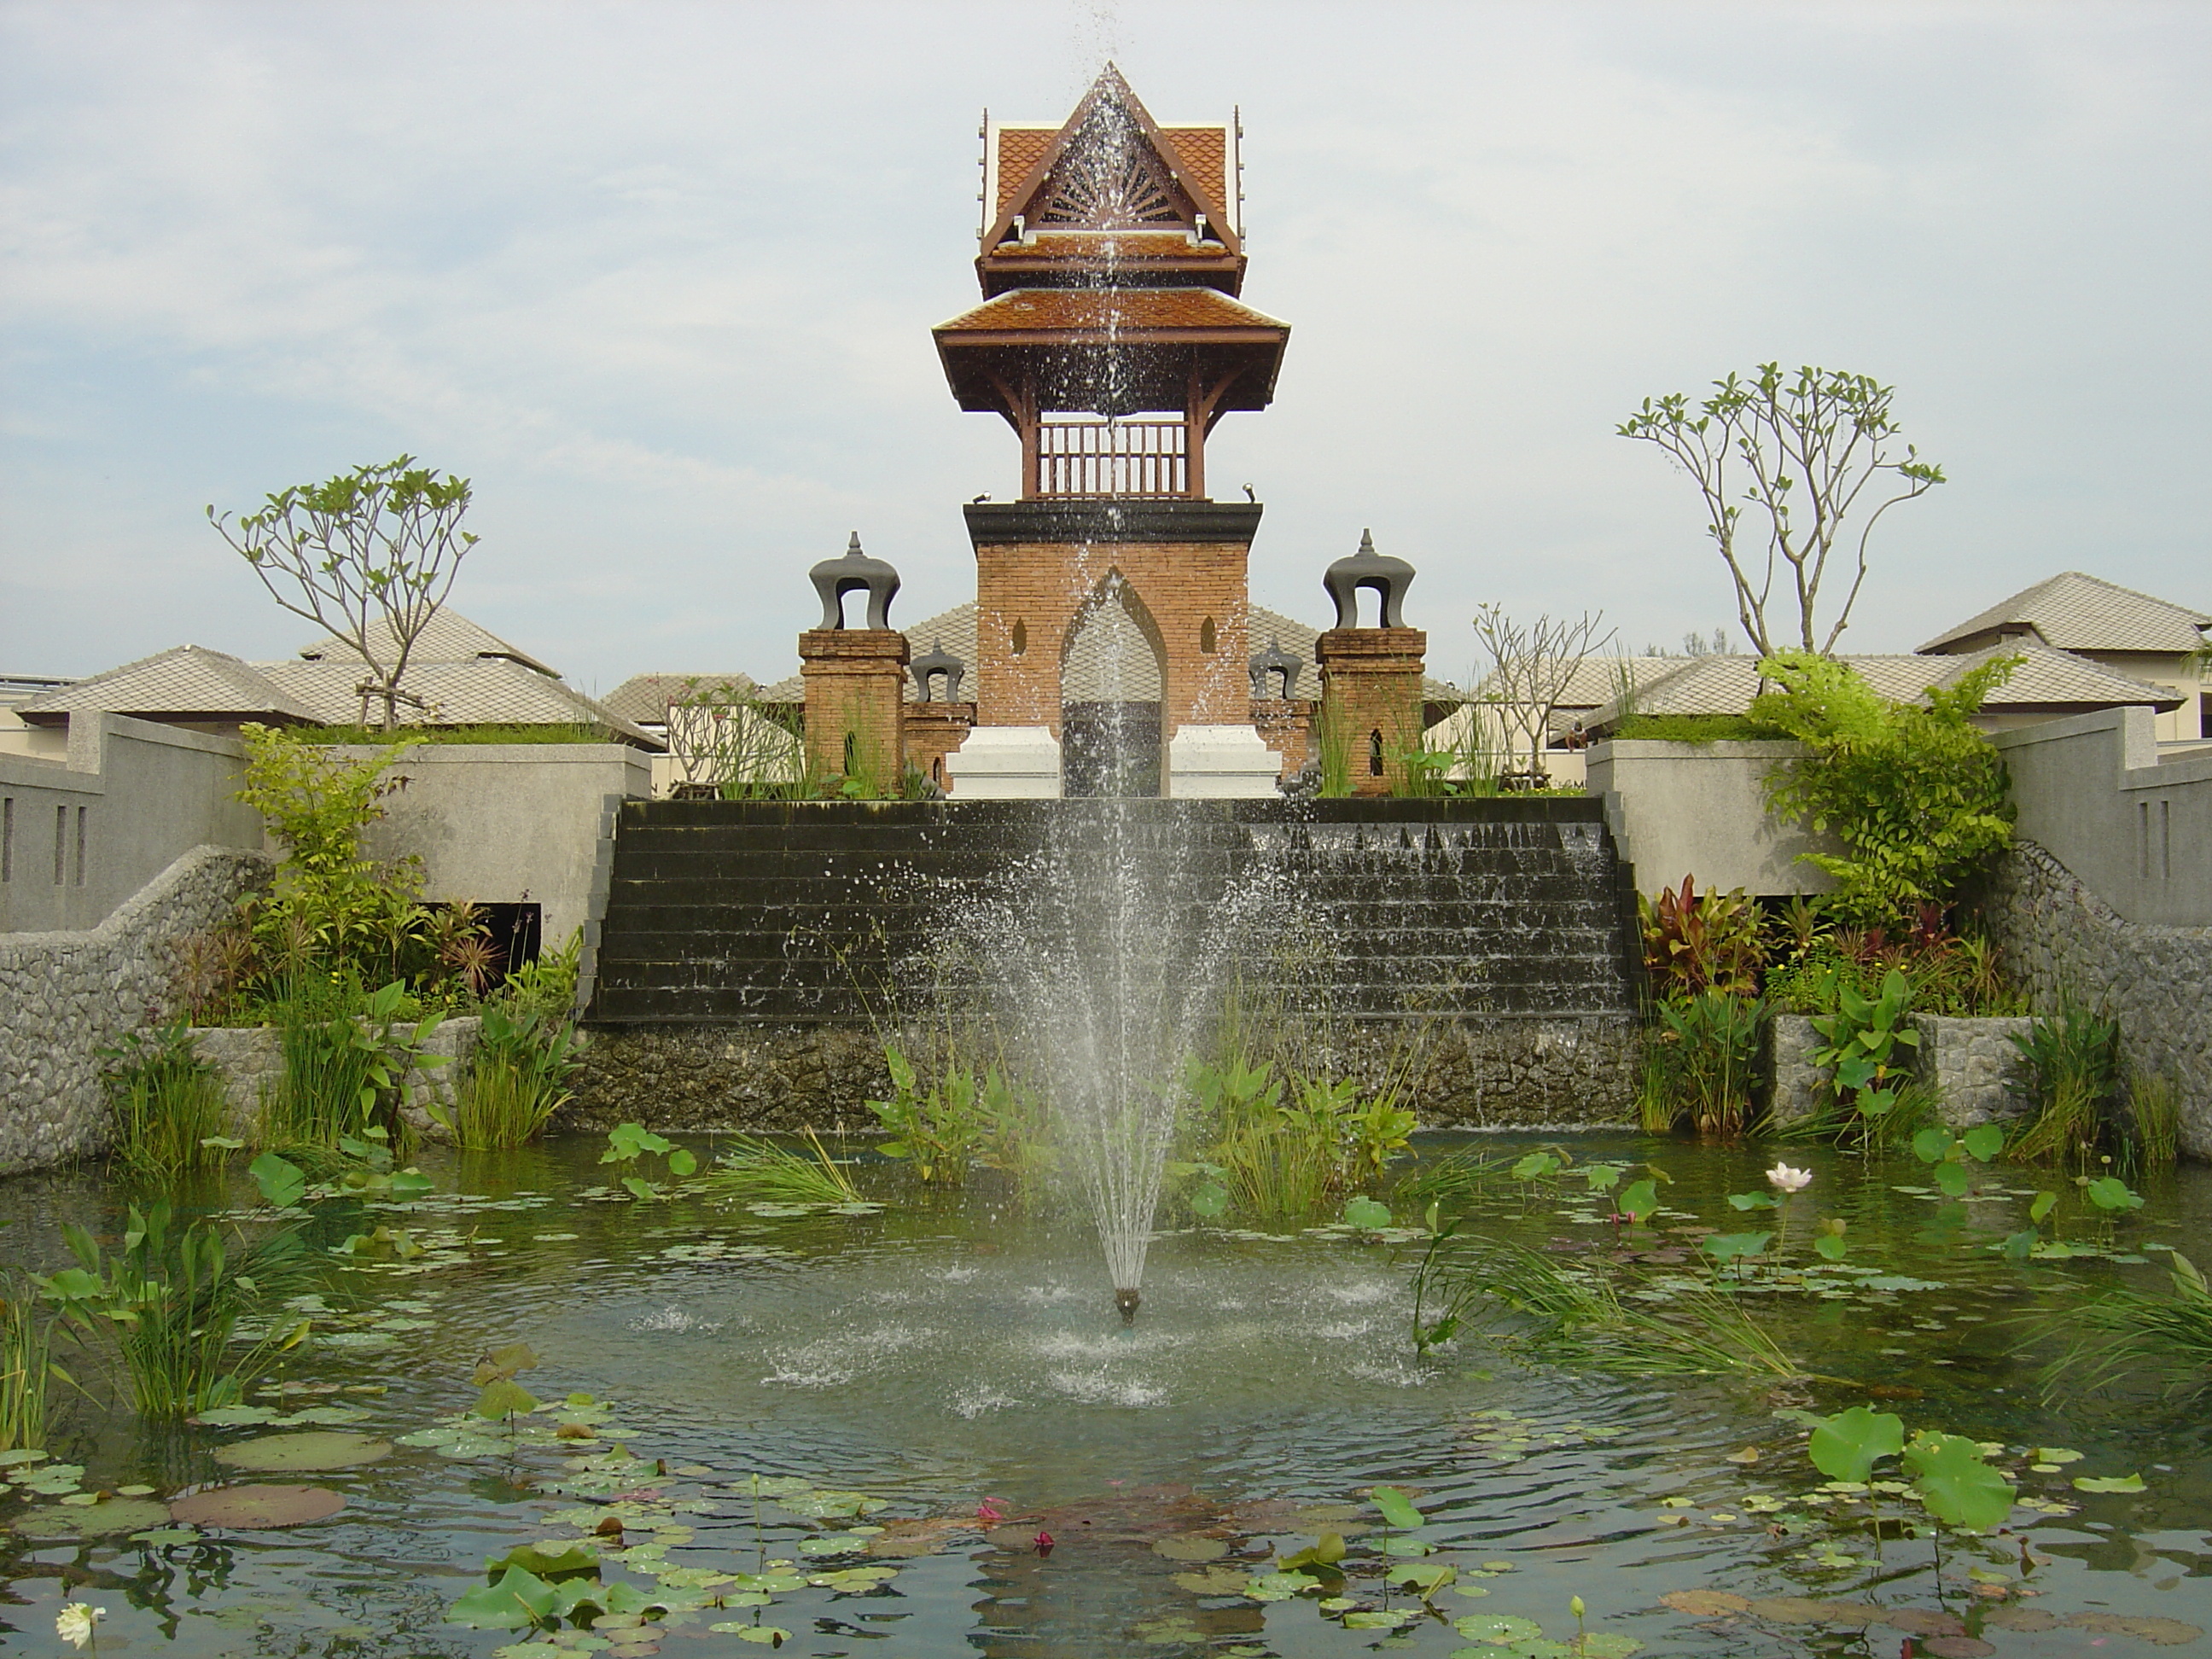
[1115, 1288, 1141, 1323]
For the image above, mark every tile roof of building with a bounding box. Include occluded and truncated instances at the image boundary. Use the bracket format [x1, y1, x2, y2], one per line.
[934, 287, 1287, 338]
[1586, 643, 2181, 729]
[990, 125, 1227, 219]
[599, 672, 760, 726]
[1918, 571, 2212, 655]
[19, 620, 656, 746]
[295, 608, 559, 677]
[15, 645, 319, 724]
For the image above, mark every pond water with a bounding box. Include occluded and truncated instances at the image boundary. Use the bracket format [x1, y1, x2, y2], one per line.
[3, 1132, 2209, 1658]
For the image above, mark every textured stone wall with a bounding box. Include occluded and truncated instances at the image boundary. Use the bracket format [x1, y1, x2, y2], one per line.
[0, 845, 272, 1173]
[564, 1014, 1640, 1134]
[1915, 1016, 2035, 1128]
[189, 1017, 480, 1139]
[1982, 840, 2212, 1156]
[1767, 1011, 2034, 1130]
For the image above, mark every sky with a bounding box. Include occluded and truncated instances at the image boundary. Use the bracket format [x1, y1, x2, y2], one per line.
[3, 1, 2207, 697]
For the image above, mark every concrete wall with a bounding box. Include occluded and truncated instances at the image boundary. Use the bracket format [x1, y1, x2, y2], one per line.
[343, 742, 652, 945]
[1992, 706, 2212, 928]
[1586, 739, 1841, 898]
[0, 845, 272, 1173]
[1, 714, 264, 934]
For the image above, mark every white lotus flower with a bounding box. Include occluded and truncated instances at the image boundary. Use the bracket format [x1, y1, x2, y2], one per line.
[1767, 1163, 1813, 1193]
[56, 1603, 104, 1650]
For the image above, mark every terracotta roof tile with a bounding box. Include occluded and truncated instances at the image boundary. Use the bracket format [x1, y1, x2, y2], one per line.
[1163, 127, 1227, 216]
[935, 286, 1286, 337]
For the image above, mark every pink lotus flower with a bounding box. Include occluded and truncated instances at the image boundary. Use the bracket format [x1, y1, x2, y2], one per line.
[976, 1498, 1004, 1524]
[1035, 1529, 1054, 1555]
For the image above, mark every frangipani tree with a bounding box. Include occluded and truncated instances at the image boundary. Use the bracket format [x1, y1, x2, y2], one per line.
[1620, 364, 1944, 656]
[210, 456, 478, 731]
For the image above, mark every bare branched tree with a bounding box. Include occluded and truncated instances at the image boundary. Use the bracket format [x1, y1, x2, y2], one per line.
[1471, 604, 1615, 779]
[665, 678, 803, 798]
[1619, 364, 1945, 657]
[210, 456, 478, 731]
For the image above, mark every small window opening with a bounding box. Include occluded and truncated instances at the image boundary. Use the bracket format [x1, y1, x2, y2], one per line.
[843, 731, 858, 774]
[54, 805, 67, 884]
[1, 797, 11, 883]
[1010, 618, 1028, 656]
[931, 756, 943, 784]
[1368, 729, 1385, 777]
[73, 806, 85, 885]
[1199, 616, 1217, 655]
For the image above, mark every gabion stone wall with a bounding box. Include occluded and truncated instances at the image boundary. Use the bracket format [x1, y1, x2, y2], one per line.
[1984, 840, 2212, 1158]
[562, 1014, 1641, 1134]
[0, 846, 271, 1173]
[1767, 1012, 2034, 1130]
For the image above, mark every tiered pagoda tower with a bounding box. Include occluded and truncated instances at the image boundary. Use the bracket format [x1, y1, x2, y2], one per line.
[933, 67, 1292, 798]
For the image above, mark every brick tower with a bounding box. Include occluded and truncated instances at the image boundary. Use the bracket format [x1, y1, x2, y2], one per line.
[933, 67, 1290, 798]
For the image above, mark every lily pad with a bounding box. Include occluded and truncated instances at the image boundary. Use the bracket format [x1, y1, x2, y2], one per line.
[1749, 1597, 1881, 1626]
[13, 1496, 173, 1537]
[1456, 1614, 1544, 1644]
[170, 1483, 347, 1528]
[214, 1432, 393, 1472]
[2072, 1472, 2146, 1493]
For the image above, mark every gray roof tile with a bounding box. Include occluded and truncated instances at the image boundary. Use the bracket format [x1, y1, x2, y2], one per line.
[1918, 571, 2210, 655]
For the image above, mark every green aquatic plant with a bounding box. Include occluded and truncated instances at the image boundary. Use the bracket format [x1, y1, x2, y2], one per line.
[1808, 965, 1918, 1140]
[600, 1122, 698, 1201]
[262, 975, 444, 1152]
[2124, 1068, 2183, 1177]
[1647, 989, 1765, 1136]
[1912, 1122, 2005, 1198]
[38, 1202, 311, 1418]
[705, 1131, 864, 1205]
[0, 1280, 54, 1452]
[432, 1004, 579, 1150]
[102, 1016, 230, 1185]
[2009, 1004, 2121, 1167]
[866, 1047, 990, 1185]
[1437, 1239, 1802, 1377]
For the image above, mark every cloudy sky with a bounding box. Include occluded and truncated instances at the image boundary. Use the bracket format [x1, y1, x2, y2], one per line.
[3, 1, 2206, 696]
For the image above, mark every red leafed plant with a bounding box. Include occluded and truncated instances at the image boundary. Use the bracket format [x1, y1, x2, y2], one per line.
[1639, 874, 1767, 999]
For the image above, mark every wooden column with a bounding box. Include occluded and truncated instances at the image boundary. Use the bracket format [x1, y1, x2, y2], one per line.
[799, 630, 910, 787]
[1315, 626, 1427, 797]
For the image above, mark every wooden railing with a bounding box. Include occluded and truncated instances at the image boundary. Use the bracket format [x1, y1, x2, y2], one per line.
[1035, 420, 1188, 497]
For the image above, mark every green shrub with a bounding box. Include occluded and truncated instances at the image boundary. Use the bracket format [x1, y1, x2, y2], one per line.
[261, 975, 443, 1152]
[104, 1017, 230, 1184]
[1639, 875, 1767, 997]
[1751, 649, 2019, 928]
[1614, 713, 1791, 743]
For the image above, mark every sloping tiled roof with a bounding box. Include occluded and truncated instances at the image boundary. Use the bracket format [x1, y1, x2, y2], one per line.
[599, 672, 760, 726]
[259, 658, 657, 742]
[990, 125, 1227, 219]
[1918, 572, 2211, 655]
[1587, 643, 2181, 730]
[1469, 654, 1684, 712]
[15, 645, 318, 725]
[934, 287, 1286, 337]
[296, 608, 559, 678]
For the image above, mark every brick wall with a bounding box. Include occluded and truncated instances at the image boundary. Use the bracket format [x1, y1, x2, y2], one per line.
[974, 539, 1255, 736]
[1315, 626, 1428, 796]
[798, 630, 908, 783]
[1251, 697, 1317, 777]
[904, 702, 975, 793]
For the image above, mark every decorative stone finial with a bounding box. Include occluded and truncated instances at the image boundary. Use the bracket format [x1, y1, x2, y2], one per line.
[808, 533, 901, 631]
[910, 637, 966, 702]
[1322, 528, 1415, 630]
[1249, 636, 1302, 699]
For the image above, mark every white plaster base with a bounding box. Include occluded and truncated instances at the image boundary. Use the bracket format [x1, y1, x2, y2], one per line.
[1167, 725, 1284, 799]
[945, 726, 1062, 799]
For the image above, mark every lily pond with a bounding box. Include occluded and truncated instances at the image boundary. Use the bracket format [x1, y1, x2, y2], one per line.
[3, 1132, 2211, 1659]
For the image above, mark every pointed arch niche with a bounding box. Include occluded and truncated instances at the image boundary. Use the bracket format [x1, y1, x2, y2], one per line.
[1059, 571, 1167, 797]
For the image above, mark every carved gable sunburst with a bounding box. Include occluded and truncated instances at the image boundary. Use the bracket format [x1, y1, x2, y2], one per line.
[1034, 107, 1190, 230]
